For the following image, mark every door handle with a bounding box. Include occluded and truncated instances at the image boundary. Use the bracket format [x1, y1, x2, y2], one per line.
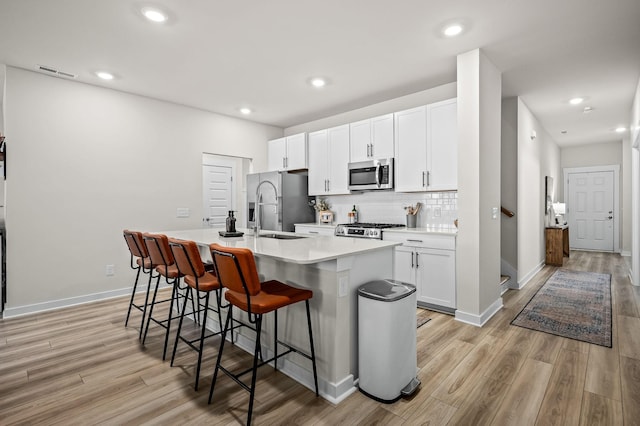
[608, 216, 613, 220]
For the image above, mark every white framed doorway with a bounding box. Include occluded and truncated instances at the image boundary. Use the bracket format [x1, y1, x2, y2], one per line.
[202, 154, 252, 229]
[564, 165, 619, 252]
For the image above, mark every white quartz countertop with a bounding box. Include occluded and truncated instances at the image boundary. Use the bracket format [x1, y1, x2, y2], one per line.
[383, 225, 458, 236]
[158, 228, 400, 265]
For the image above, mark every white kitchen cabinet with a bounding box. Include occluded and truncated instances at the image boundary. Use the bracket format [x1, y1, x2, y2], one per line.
[383, 231, 456, 311]
[308, 125, 350, 196]
[349, 114, 394, 162]
[394, 98, 457, 192]
[267, 133, 307, 171]
[294, 224, 335, 236]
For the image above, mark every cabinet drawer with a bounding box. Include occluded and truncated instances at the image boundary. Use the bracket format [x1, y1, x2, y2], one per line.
[383, 232, 455, 250]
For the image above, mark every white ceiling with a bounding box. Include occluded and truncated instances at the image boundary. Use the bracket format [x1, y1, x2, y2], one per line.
[0, 0, 638, 147]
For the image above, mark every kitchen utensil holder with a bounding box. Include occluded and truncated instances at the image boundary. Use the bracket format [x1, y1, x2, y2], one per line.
[406, 215, 417, 228]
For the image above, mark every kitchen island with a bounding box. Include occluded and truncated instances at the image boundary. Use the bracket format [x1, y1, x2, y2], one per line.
[160, 228, 400, 404]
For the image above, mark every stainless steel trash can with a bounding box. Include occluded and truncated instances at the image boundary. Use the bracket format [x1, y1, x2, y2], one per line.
[358, 279, 420, 403]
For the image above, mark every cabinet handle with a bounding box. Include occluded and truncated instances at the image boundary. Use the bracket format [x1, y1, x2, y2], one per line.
[411, 252, 414, 268]
[427, 171, 430, 186]
[416, 253, 419, 268]
[309, 231, 319, 234]
[283, 158, 286, 169]
[285, 157, 288, 168]
[422, 171, 426, 187]
[327, 179, 330, 192]
[407, 239, 423, 243]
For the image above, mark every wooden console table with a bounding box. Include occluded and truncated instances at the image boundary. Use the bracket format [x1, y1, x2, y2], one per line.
[545, 226, 569, 266]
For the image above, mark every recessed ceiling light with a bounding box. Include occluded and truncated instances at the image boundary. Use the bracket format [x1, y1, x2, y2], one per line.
[96, 71, 114, 80]
[443, 24, 463, 37]
[239, 107, 252, 115]
[569, 97, 584, 105]
[141, 7, 168, 23]
[615, 127, 627, 133]
[583, 106, 593, 113]
[310, 78, 326, 88]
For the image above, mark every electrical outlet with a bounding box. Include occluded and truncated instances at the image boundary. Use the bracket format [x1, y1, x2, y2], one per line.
[177, 207, 190, 218]
[105, 264, 115, 276]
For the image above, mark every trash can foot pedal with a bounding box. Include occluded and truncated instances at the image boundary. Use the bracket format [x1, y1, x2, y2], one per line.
[401, 377, 420, 397]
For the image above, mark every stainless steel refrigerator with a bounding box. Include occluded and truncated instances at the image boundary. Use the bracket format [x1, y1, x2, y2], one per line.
[246, 171, 314, 232]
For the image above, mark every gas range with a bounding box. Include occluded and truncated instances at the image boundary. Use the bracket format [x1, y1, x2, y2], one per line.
[334, 222, 405, 239]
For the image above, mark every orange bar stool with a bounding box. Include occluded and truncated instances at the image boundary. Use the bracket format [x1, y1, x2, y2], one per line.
[141, 233, 198, 360]
[123, 229, 154, 339]
[208, 243, 318, 425]
[168, 238, 225, 390]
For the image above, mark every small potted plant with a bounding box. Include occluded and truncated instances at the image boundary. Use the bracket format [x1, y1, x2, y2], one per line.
[309, 198, 332, 224]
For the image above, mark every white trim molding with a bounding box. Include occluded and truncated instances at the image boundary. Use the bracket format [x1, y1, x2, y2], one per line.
[455, 297, 503, 327]
[563, 165, 620, 253]
[3, 285, 145, 318]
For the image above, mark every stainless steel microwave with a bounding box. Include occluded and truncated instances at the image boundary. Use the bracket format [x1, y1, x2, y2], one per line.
[348, 158, 394, 191]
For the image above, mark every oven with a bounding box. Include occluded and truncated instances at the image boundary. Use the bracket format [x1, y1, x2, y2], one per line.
[334, 222, 405, 240]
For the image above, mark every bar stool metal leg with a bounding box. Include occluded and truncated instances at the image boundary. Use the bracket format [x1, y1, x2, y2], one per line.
[124, 266, 142, 327]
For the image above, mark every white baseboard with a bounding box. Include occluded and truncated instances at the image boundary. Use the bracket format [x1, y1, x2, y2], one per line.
[500, 258, 517, 289]
[2, 282, 173, 319]
[515, 261, 545, 290]
[454, 297, 503, 327]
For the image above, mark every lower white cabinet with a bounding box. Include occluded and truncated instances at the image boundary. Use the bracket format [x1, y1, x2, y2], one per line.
[294, 224, 335, 236]
[383, 232, 456, 310]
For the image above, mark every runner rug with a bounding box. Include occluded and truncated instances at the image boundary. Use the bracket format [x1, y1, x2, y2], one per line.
[511, 268, 612, 347]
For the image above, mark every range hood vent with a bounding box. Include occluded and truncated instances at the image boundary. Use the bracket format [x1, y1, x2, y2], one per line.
[35, 64, 77, 79]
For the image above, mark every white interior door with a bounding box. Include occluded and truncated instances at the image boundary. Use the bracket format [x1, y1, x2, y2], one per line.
[567, 171, 614, 251]
[202, 164, 233, 228]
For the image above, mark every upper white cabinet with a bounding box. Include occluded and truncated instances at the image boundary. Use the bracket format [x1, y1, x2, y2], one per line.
[394, 98, 457, 192]
[349, 114, 394, 162]
[267, 133, 307, 171]
[308, 125, 350, 196]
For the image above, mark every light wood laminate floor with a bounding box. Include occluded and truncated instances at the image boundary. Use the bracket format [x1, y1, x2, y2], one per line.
[1, 251, 639, 425]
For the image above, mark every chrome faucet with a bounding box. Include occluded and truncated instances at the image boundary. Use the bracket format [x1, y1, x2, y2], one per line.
[254, 180, 278, 237]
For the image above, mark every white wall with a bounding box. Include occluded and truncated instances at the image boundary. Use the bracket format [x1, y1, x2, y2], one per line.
[630, 77, 640, 286]
[4, 67, 282, 315]
[0, 64, 5, 134]
[516, 98, 561, 286]
[560, 141, 627, 253]
[456, 49, 502, 325]
[501, 97, 518, 273]
[560, 141, 622, 173]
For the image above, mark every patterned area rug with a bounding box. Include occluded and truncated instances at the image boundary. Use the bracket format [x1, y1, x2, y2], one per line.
[511, 268, 612, 347]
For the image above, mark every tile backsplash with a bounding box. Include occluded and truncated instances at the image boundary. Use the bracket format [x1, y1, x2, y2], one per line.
[315, 191, 457, 227]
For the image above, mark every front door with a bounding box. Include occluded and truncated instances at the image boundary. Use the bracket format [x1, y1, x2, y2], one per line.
[567, 171, 614, 251]
[202, 164, 233, 228]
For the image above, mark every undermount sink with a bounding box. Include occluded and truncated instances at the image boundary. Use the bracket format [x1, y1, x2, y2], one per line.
[258, 233, 306, 240]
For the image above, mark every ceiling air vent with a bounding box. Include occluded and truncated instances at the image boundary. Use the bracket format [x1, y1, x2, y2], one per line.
[35, 64, 77, 79]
